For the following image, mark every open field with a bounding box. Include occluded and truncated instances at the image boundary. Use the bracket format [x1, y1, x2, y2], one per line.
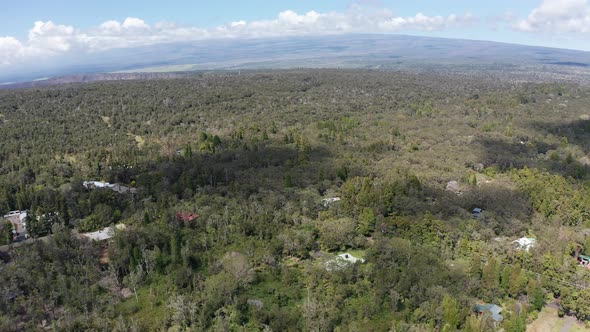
[528, 307, 590, 332]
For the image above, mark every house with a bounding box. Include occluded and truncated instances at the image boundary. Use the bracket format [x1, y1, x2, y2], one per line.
[337, 253, 364, 263]
[513, 237, 536, 251]
[474, 303, 503, 324]
[2, 210, 28, 241]
[81, 224, 126, 241]
[578, 254, 590, 267]
[83, 181, 137, 194]
[445, 181, 461, 195]
[325, 253, 365, 271]
[472, 208, 483, 219]
[176, 212, 199, 222]
[321, 197, 341, 207]
[83, 181, 115, 189]
[110, 183, 138, 194]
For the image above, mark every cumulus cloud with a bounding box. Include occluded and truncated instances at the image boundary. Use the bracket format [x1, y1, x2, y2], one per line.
[516, 0, 590, 33]
[0, 9, 475, 66]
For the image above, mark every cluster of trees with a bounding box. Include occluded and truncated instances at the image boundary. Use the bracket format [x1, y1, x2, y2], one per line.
[0, 70, 590, 330]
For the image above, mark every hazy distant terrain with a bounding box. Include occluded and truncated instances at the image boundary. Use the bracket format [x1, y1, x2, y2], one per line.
[2, 34, 590, 88]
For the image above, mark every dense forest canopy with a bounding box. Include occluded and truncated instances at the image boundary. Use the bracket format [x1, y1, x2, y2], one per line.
[1, 70, 590, 331]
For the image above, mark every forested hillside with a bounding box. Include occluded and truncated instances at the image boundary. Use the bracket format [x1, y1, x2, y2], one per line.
[1, 70, 590, 331]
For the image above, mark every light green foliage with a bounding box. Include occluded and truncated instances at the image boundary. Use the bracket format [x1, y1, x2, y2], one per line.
[442, 294, 461, 330]
[317, 218, 357, 251]
[512, 168, 590, 225]
[358, 207, 376, 236]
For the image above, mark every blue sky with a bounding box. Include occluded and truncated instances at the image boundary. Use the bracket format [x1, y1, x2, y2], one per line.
[0, 0, 589, 67]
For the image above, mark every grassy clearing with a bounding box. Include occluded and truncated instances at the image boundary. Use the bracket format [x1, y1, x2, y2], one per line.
[339, 249, 366, 259]
[127, 133, 145, 149]
[134, 135, 145, 149]
[100, 115, 111, 127]
[116, 281, 169, 330]
[528, 306, 590, 332]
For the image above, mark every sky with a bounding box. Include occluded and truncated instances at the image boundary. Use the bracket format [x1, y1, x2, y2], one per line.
[1, 0, 589, 68]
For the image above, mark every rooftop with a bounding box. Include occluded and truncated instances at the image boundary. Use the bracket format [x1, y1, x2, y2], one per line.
[475, 303, 503, 322]
[81, 224, 126, 241]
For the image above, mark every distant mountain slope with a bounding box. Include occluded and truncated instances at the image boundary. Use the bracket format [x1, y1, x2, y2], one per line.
[2, 34, 590, 87]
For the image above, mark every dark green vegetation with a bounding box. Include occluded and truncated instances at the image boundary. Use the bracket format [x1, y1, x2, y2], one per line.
[1, 70, 590, 331]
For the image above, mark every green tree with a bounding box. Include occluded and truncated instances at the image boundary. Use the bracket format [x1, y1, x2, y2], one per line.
[501, 265, 512, 295]
[574, 288, 590, 320]
[212, 135, 222, 146]
[184, 143, 193, 158]
[358, 207, 376, 236]
[542, 253, 561, 296]
[317, 218, 357, 251]
[482, 257, 499, 299]
[284, 174, 293, 188]
[503, 310, 526, 332]
[470, 253, 482, 279]
[0, 219, 13, 245]
[509, 264, 525, 297]
[463, 314, 482, 332]
[170, 233, 181, 264]
[441, 294, 460, 330]
[527, 278, 544, 311]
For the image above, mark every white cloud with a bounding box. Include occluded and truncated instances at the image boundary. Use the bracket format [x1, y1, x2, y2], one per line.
[0, 37, 22, 65]
[516, 0, 590, 33]
[122, 17, 149, 30]
[0, 9, 475, 66]
[27, 21, 77, 54]
[379, 12, 473, 31]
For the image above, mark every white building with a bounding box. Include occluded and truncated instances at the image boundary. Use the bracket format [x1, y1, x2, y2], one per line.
[321, 197, 341, 207]
[3, 210, 28, 240]
[83, 181, 115, 189]
[513, 237, 536, 251]
[325, 253, 365, 271]
[81, 224, 126, 241]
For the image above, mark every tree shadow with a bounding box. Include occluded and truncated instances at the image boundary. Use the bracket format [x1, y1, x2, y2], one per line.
[118, 143, 337, 201]
[529, 119, 590, 155]
[475, 136, 589, 179]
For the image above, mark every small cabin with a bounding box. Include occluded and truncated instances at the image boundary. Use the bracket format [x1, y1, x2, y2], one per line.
[177, 212, 199, 222]
[475, 303, 503, 324]
[579, 254, 590, 267]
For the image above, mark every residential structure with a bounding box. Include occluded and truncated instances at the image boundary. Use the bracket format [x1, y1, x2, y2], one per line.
[445, 181, 461, 195]
[325, 253, 365, 271]
[81, 224, 126, 241]
[513, 237, 536, 251]
[83, 181, 115, 189]
[2, 210, 28, 241]
[321, 197, 341, 207]
[83, 181, 137, 193]
[578, 254, 590, 267]
[177, 212, 199, 222]
[474, 303, 503, 324]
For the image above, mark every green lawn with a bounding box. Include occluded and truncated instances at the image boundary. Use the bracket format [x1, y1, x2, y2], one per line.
[528, 306, 590, 332]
